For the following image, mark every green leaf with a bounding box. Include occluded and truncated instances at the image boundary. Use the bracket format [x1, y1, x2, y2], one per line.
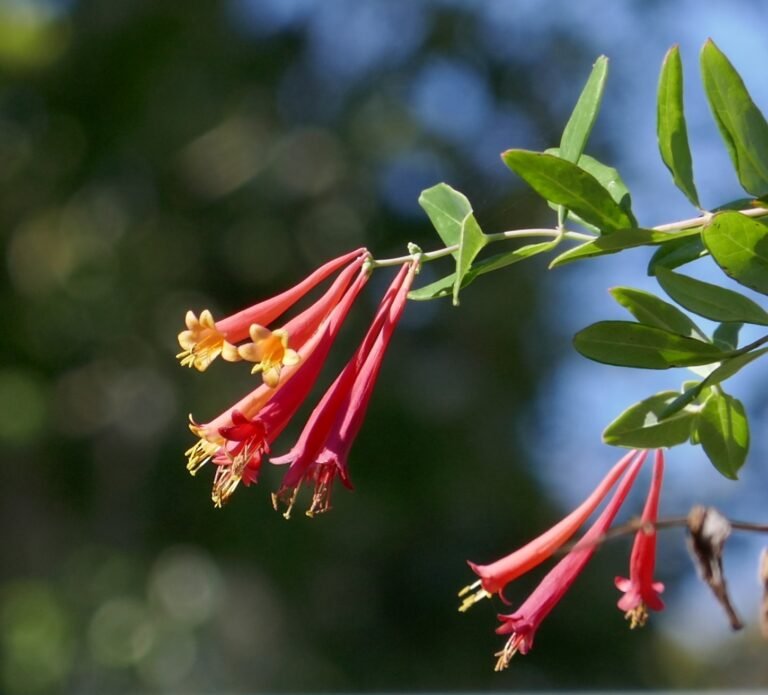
[560, 56, 609, 163]
[705, 345, 768, 386]
[648, 234, 707, 274]
[610, 287, 707, 340]
[550, 226, 699, 267]
[418, 184, 488, 305]
[657, 45, 700, 207]
[702, 211, 768, 295]
[655, 266, 768, 324]
[660, 346, 768, 418]
[501, 150, 634, 232]
[700, 39, 768, 197]
[573, 321, 729, 369]
[603, 390, 697, 448]
[407, 240, 556, 301]
[697, 391, 749, 479]
[545, 149, 636, 229]
[712, 322, 742, 350]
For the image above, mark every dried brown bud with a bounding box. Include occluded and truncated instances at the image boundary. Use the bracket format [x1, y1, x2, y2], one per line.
[686, 505, 742, 630]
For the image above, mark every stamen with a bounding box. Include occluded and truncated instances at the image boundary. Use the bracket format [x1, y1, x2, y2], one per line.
[493, 635, 521, 672]
[306, 468, 335, 518]
[185, 439, 218, 474]
[625, 604, 649, 629]
[458, 585, 491, 613]
[458, 579, 481, 597]
[271, 488, 298, 520]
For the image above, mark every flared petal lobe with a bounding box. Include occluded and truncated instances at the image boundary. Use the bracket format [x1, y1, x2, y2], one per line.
[189, 266, 369, 506]
[615, 449, 665, 627]
[272, 262, 417, 517]
[493, 450, 648, 671]
[177, 248, 366, 372]
[460, 449, 640, 611]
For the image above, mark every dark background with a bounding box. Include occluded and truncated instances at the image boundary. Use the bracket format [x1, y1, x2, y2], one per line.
[1, 1, 767, 692]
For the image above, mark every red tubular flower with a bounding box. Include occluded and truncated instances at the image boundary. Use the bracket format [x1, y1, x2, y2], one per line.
[493, 449, 648, 671]
[615, 449, 665, 628]
[187, 267, 369, 506]
[177, 248, 366, 372]
[271, 262, 416, 517]
[459, 449, 640, 611]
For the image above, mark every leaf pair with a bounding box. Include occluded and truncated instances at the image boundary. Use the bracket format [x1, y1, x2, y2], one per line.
[411, 56, 616, 302]
[604, 388, 748, 480]
[660, 40, 768, 207]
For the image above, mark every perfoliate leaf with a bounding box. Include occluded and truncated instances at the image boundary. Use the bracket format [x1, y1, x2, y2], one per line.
[501, 150, 634, 233]
[655, 266, 768, 325]
[697, 392, 749, 480]
[658, 45, 700, 207]
[648, 234, 707, 275]
[418, 184, 488, 305]
[603, 390, 697, 448]
[550, 227, 699, 267]
[407, 240, 555, 301]
[702, 211, 768, 295]
[610, 286, 707, 340]
[573, 321, 729, 369]
[700, 39, 768, 197]
[560, 56, 609, 163]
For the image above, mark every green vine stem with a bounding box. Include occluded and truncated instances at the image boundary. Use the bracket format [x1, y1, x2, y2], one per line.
[368, 205, 768, 270]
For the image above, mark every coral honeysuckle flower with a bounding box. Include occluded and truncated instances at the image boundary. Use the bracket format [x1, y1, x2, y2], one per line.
[176, 247, 367, 372]
[493, 449, 648, 671]
[237, 325, 299, 387]
[236, 255, 364, 386]
[459, 448, 641, 612]
[615, 449, 665, 628]
[271, 262, 416, 518]
[187, 267, 369, 506]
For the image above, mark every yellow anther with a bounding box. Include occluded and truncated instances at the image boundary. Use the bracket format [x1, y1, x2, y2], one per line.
[238, 324, 300, 387]
[272, 488, 298, 520]
[624, 604, 649, 630]
[494, 639, 520, 672]
[185, 438, 219, 475]
[457, 581, 491, 612]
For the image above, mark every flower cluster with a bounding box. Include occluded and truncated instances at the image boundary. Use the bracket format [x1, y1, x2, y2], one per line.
[177, 249, 417, 515]
[459, 449, 665, 671]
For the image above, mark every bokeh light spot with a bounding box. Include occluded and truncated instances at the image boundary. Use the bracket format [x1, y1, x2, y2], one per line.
[1, 582, 73, 693]
[0, 369, 47, 445]
[88, 597, 154, 668]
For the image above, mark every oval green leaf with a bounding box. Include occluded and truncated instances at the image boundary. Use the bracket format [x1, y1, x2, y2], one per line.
[648, 234, 707, 275]
[408, 240, 555, 301]
[551, 226, 699, 268]
[501, 150, 634, 233]
[697, 392, 749, 480]
[560, 56, 609, 164]
[658, 45, 700, 207]
[655, 266, 768, 325]
[545, 148, 636, 229]
[700, 39, 768, 197]
[702, 211, 768, 295]
[610, 287, 707, 340]
[573, 320, 729, 369]
[660, 346, 768, 419]
[712, 322, 742, 350]
[418, 184, 488, 305]
[603, 390, 697, 448]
